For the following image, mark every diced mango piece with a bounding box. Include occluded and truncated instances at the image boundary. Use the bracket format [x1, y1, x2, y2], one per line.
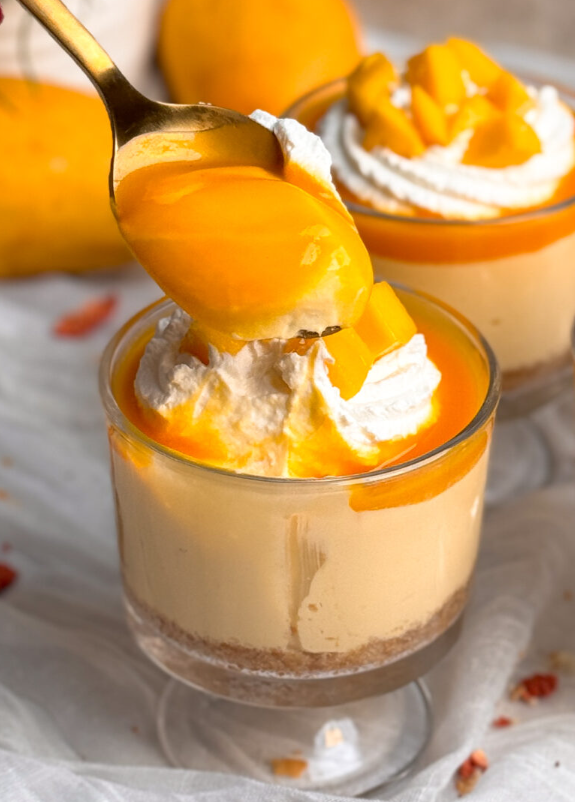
[462, 113, 542, 168]
[487, 71, 534, 114]
[446, 38, 502, 88]
[324, 327, 374, 400]
[363, 97, 425, 157]
[411, 85, 449, 146]
[406, 44, 466, 108]
[354, 281, 417, 360]
[449, 95, 499, 139]
[182, 321, 246, 363]
[348, 52, 398, 127]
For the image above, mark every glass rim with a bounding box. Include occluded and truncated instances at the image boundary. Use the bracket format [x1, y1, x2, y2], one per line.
[284, 72, 575, 227]
[99, 285, 501, 487]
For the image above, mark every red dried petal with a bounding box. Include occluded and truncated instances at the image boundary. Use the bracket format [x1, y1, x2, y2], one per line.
[0, 562, 17, 592]
[493, 716, 514, 728]
[522, 673, 558, 698]
[457, 749, 489, 780]
[0, 6, 4, 25]
[53, 295, 117, 337]
[457, 758, 475, 780]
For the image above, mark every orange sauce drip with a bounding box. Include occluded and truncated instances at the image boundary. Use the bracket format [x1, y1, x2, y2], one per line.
[292, 87, 575, 264]
[111, 290, 489, 485]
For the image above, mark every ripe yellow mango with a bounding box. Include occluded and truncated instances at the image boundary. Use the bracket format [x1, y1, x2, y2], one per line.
[348, 52, 397, 127]
[446, 38, 502, 87]
[363, 98, 425, 157]
[463, 113, 542, 168]
[411, 85, 449, 146]
[407, 44, 466, 108]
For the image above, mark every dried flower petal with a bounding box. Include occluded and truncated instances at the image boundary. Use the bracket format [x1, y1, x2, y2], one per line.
[456, 768, 482, 796]
[493, 716, 514, 728]
[511, 673, 558, 704]
[53, 295, 117, 337]
[271, 757, 308, 778]
[456, 750, 488, 796]
[0, 562, 17, 592]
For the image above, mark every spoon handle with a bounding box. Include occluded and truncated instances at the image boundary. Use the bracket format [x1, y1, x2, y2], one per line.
[14, 0, 154, 146]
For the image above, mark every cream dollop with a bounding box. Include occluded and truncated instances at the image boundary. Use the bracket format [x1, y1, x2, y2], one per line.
[319, 84, 575, 219]
[135, 307, 441, 477]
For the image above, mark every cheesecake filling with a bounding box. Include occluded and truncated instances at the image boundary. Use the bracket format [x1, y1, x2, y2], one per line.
[135, 306, 441, 477]
[320, 84, 575, 219]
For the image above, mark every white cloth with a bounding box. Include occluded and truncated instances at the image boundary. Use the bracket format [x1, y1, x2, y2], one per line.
[1, 25, 575, 802]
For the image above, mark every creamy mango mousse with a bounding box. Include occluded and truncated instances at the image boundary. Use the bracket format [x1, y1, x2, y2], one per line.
[289, 39, 575, 397]
[101, 112, 499, 705]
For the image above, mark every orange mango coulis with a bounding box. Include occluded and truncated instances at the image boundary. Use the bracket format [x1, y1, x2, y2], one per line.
[112, 287, 489, 490]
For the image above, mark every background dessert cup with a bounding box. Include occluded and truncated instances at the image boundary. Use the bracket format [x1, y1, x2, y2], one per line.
[100, 287, 499, 794]
[287, 76, 575, 419]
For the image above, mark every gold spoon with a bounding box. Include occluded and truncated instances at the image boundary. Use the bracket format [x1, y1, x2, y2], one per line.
[13, 0, 283, 196]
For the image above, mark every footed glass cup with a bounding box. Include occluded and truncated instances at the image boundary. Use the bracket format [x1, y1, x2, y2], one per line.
[100, 289, 499, 796]
[287, 77, 575, 502]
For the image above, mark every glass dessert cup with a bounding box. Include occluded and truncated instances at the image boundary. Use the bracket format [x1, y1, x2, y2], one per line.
[100, 289, 499, 795]
[287, 77, 575, 502]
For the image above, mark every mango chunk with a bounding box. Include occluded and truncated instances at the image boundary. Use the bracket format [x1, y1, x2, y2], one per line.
[324, 327, 374, 400]
[406, 44, 466, 108]
[411, 85, 449, 146]
[348, 52, 398, 127]
[446, 38, 502, 88]
[182, 321, 246, 363]
[354, 281, 417, 360]
[463, 113, 542, 168]
[449, 95, 499, 139]
[363, 97, 425, 157]
[487, 71, 534, 114]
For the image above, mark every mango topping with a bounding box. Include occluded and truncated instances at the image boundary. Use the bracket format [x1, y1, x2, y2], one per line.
[285, 283, 417, 400]
[449, 95, 499, 140]
[411, 85, 449, 146]
[324, 327, 374, 400]
[463, 113, 542, 168]
[406, 44, 466, 108]
[354, 281, 417, 359]
[363, 98, 425, 157]
[446, 38, 502, 88]
[487, 72, 534, 115]
[347, 52, 398, 127]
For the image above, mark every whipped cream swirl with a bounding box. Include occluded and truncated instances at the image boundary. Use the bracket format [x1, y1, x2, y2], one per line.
[135, 307, 441, 477]
[319, 85, 575, 219]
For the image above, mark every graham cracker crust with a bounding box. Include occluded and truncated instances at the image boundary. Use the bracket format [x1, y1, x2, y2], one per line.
[125, 583, 468, 678]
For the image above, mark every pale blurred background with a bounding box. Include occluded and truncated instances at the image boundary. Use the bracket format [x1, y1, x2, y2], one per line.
[357, 0, 575, 57]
